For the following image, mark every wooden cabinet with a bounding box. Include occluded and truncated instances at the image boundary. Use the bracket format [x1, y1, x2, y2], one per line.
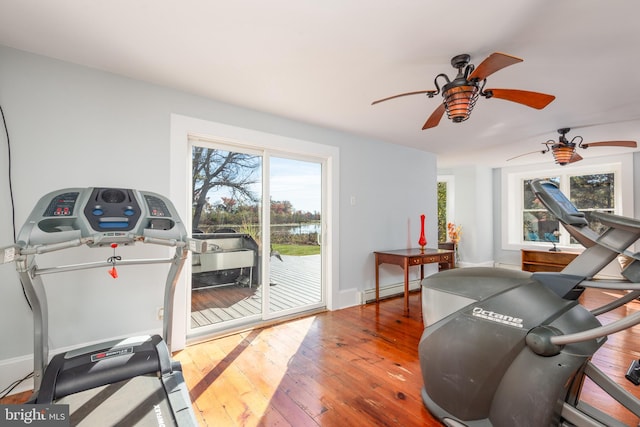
[521, 249, 580, 272]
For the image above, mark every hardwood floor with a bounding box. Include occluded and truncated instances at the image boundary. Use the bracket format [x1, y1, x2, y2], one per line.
[4, 287, 640, 426]
[178, 287, 640, 426]
[178, 291, 435, 426]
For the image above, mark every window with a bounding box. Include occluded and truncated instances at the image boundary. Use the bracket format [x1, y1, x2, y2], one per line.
[437, 175, 455, 243]
[522, 176, 559, 244]
[502, 155, 633, 251]
[437, 181, 447, 242]
[522, 174, 615, 247]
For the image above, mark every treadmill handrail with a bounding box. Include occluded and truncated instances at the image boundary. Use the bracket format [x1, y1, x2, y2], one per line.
[19, 237, 91, 255]
[143, 236, 187, 247]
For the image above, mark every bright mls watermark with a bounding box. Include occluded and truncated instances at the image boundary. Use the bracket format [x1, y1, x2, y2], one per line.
[1, 404, 69, 426]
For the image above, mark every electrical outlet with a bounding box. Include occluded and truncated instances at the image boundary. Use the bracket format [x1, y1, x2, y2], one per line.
[157, 307, 164, 320]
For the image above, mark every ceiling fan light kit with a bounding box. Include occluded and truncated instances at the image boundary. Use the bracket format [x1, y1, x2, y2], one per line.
[508, 127, 638, 165]
[550, 128, 581, 165]
[437, 54, 480, 123]
[372, 52, 556, 129]
[442, 84, 479, 123]
[551, 144, 577, 165]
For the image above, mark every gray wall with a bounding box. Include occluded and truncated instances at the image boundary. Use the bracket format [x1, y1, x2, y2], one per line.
[0, 46, 436, 384]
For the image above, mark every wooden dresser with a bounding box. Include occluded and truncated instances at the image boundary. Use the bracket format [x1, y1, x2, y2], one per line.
[521, 249, 580, 272]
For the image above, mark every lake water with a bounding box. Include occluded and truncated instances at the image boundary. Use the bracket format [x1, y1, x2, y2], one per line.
[272, 223, 321, 235]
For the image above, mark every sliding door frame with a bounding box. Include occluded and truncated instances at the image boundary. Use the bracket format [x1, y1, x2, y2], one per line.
[169, 114, 339, 350]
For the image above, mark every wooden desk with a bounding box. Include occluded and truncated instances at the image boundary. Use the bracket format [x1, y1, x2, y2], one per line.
[374, 248, 455, 314]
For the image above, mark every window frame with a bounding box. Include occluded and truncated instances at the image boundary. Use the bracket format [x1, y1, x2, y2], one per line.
[500, 154, 633, 251]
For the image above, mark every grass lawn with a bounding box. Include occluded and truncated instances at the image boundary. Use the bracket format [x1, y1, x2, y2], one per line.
[272, 244, 321, 256]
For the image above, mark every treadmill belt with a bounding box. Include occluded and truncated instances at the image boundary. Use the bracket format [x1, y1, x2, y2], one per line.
[56, 375, 177, 426]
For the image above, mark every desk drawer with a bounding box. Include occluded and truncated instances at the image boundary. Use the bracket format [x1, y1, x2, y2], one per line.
[421, 255, 441, 263]
[409, 257, 422, 265]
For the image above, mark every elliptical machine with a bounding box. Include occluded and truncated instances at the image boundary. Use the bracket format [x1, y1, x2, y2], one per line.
[419, 179, 640, 426]
[2, 187, 206, 426]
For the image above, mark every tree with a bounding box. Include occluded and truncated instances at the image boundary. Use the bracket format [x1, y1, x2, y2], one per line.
[192, 147, 260, 229]
[569, 173, 614, 210]
[437, 182, 447, 242]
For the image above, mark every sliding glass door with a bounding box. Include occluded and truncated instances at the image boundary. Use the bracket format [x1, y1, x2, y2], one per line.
[268, 156, 322, 315]
[188, 141, 325, 334]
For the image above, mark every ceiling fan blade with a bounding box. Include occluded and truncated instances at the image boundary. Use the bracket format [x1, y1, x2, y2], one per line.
[422, 103, 446, 129]
[506, 150, 546, 161]
[372, 90, 436, 105]
[486, 88, 556, 109]
[581, 140, 637, 148]
[468, 52, 523, 81]
[569, 152, 583, 163]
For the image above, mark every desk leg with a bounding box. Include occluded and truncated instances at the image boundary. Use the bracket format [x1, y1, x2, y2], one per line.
[403, 258, 410, 315]
[375, 253, 380, 303]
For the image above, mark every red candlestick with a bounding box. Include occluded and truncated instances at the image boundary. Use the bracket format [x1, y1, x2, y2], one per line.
[418, 214, 427, 250]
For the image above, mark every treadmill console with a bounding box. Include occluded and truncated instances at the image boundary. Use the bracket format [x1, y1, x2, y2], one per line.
[44, 192, 80, 217]
[82, 188, 142, 232]
[18, 187, 187, 247]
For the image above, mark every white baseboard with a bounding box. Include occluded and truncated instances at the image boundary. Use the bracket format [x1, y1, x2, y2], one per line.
[0, 354, 34, 397]
[360, 280, 422, 304]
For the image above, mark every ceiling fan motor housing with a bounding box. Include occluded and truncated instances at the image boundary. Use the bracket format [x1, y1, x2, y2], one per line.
[450, 54, 471, 69]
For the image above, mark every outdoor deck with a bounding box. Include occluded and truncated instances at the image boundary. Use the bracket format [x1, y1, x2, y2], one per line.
[190, 254, 322, 328]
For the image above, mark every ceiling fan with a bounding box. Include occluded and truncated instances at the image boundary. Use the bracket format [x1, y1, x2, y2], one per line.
[372, 52, 556, 129]
[508, 128, 638, 165]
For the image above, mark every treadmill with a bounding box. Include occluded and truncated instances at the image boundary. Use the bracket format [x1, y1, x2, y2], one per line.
[2, 187, 204, 426]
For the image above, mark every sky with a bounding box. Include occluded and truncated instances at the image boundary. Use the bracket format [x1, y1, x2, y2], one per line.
[268, 157, 321, 213]
[205, 154, 322, 214]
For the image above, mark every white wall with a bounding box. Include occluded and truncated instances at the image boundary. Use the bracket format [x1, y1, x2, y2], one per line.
[438, 165, 494, 265]
[0, 46, 437, 389]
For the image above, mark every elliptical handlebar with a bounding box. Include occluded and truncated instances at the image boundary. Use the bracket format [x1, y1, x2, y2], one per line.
[526, 309, 640, 358]
[549, 311, 640, 346]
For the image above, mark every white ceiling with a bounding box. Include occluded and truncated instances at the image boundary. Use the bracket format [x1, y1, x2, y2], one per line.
[2, 0, 640, 168]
